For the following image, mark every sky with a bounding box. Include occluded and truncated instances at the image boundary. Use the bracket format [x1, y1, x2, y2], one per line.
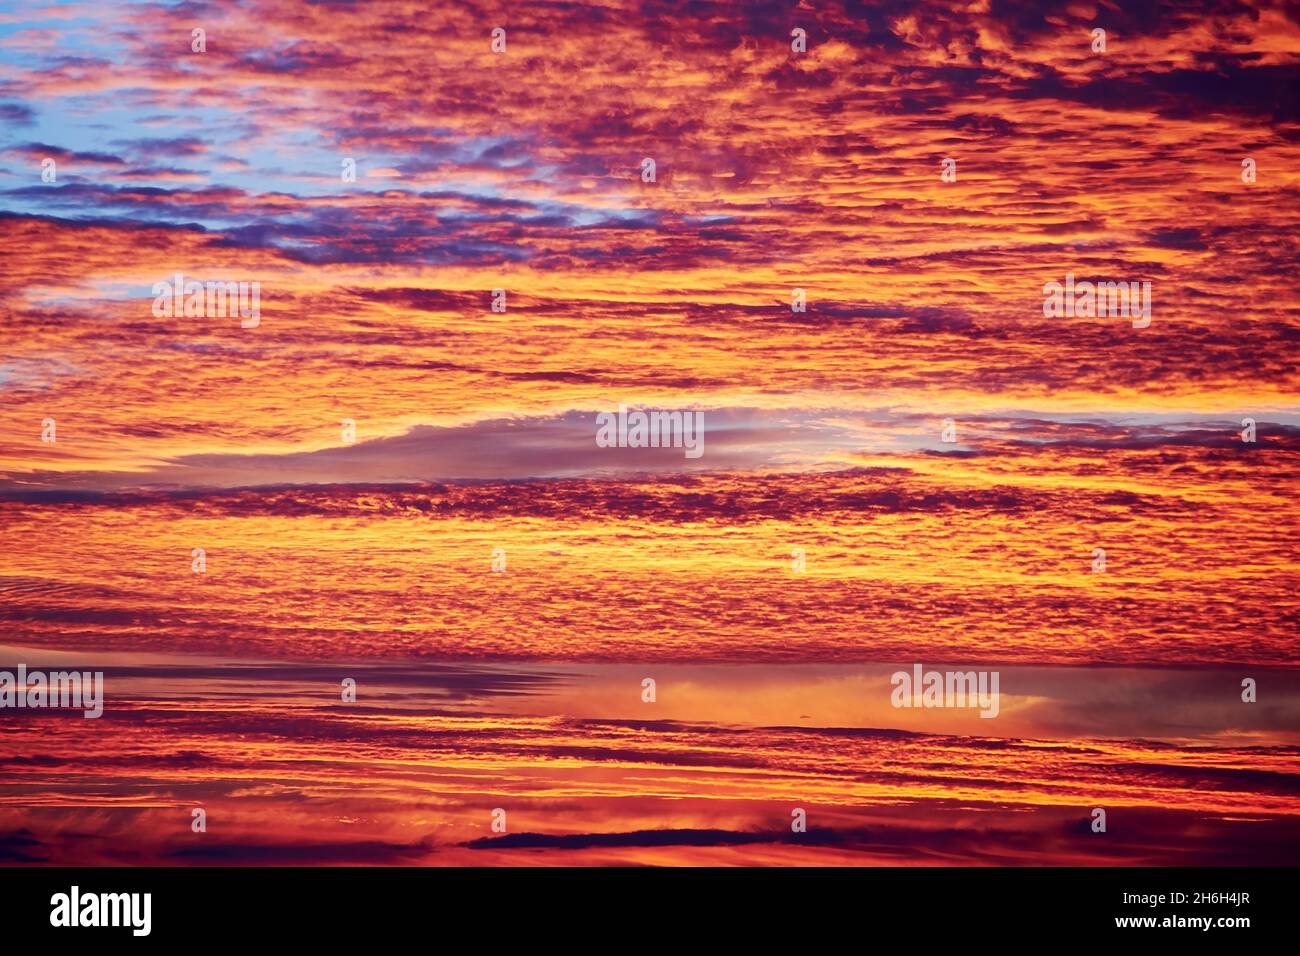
[0, 0, 1298, 865]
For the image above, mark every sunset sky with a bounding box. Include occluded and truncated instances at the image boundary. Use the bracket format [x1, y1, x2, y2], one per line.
[1, 0, 1298, 866]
